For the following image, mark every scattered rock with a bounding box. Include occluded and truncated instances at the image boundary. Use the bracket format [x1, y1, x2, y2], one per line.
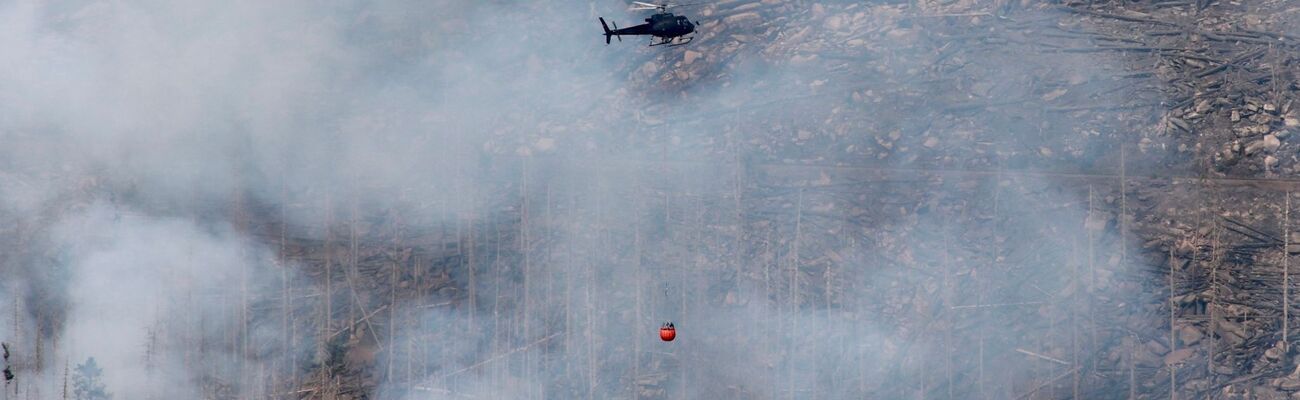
[1164, 348, 1195, 365]
[1041, 88, 1068, 102]
[1265, 341, 1287, 362]
[683, 50, 701, 65]
[1275, 366, 1300, 390]
[1245, 134, 1280, 155]
[1179, 325, 1203, 346]
[724, 12, 762, 26]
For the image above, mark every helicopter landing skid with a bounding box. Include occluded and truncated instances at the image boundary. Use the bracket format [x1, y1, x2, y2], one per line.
[650, 36, 693, 47]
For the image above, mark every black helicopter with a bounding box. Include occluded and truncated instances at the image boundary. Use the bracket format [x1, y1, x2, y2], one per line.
[600, 2, 700, 47]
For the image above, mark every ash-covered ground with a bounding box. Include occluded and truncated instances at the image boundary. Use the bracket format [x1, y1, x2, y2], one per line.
[3, 0, 1300, 399]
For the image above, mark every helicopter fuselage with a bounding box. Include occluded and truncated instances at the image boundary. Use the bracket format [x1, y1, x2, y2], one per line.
[600, 12, 695, 46]
[644, 13, 694, 38]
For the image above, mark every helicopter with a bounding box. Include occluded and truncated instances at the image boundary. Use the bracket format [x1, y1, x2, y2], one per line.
[600, 2, 700, 47]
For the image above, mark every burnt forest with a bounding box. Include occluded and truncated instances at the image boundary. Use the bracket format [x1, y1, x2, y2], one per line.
[4, 0, 1300, 399]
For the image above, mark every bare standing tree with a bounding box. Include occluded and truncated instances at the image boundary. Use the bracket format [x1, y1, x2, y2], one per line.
[2, 342, 12, 383]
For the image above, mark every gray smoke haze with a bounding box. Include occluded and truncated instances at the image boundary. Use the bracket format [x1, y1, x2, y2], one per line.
[0, 0, 629, 215]
[53, 202, 293, 399]
[0, 0, 1165, 398]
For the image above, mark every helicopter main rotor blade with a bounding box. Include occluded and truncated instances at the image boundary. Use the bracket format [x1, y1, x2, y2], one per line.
[628, 1, 706, 11]
[630, 1, 662, 9]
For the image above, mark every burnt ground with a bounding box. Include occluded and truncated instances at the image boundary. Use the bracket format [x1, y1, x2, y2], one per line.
[5, 0, 1300, 399]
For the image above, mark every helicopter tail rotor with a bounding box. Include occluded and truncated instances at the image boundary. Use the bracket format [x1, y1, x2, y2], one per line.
[599, 17, 617, 44]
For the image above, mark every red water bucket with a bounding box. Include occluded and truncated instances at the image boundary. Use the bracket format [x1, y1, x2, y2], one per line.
[660, 326, 676, 342]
